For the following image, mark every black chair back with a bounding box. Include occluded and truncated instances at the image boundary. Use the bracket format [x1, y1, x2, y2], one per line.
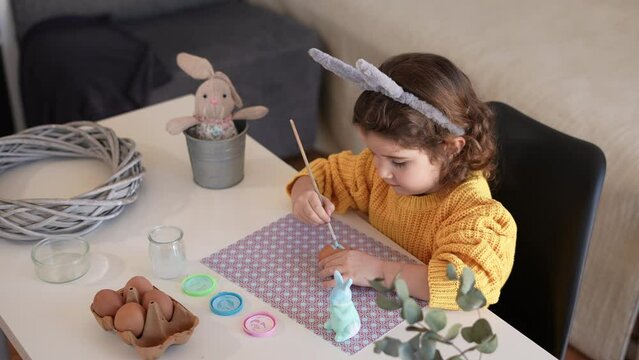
[488, 102, 606, 359]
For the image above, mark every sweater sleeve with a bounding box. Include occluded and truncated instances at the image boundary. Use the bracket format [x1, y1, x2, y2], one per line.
[427, 198, 517, 310]
[285, 150, 374, 213]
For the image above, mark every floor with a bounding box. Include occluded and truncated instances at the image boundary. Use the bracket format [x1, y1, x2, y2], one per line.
[565, 347, 592, 360]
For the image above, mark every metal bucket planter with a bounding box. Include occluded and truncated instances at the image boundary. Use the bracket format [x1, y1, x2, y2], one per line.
[184, 120, 247, 189]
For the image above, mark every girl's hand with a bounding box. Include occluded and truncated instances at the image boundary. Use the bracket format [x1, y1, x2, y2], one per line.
[318, 249, 385, 288]
[291, 176, 335, 225]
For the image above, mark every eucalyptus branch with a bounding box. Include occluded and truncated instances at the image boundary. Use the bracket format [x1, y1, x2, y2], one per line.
[443, 341, 472, 360]
[372, 264, 498, 359]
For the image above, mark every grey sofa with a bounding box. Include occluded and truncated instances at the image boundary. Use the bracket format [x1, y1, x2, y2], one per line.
[11, 0, 321, 158]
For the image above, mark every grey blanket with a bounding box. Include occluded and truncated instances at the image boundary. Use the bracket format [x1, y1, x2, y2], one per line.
[19, 15, 170, 127]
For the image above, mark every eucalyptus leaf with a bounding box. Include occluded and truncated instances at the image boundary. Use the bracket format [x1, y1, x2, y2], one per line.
[418, 336, 436, 360]
[446, 263, 457, 280]
[369, 278, 391, 293]
[415, 348, 429, 360]
[425, 309, 447, 332]
[459, 267, 475, 294]
[446, 356, 463, 360]
[375, 337, 402, 356]
[421, 330, 440, 341]
[395, 278, 411, 301]
[399, 342, 415, 360]
[377, 294, 403, 311]
[460, 326, 474, 343]
[471, 319, 493, 343]
[374, 338, 387, 354]
[476, 334, 498, 353]
[402, 298, 424, 324]
[434, 350, 444, 360]
[444, 323, 462, 341]
[409, 334, 422, 351]
[456, 288, 487, 311]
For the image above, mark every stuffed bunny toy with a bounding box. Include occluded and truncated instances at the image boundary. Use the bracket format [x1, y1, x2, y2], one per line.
[324, 271, 361, 342]
[166, 52, 268, 140]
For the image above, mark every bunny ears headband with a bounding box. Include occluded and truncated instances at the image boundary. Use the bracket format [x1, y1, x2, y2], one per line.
[308, 48, 465, 136]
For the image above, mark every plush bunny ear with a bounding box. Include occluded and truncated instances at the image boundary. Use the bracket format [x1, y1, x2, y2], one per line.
[214, 72, 243, 108]
[308, 48, 465, 136]
[355, 59, 403, 98]
[177, 52, 214, 80]
[355, 59, 464, 136]
[308, 48, 372, 91]
[333, 270, 344, 286]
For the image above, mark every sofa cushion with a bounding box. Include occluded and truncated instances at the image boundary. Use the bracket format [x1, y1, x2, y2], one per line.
[121, 1, 321, 157]
[10, 0, 236, 39]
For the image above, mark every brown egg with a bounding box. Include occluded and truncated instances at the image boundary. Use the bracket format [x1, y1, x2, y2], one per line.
[114, 302, 146, 337]
[125, 276, 153, 298]
[142, 289, 174, 321]
[92, 289, 124, 317]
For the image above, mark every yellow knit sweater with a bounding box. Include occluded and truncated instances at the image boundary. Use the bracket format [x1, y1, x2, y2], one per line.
[287, 149, 517, 310]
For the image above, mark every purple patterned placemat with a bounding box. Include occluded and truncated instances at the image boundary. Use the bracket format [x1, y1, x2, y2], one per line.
[201, 214, 424, 355]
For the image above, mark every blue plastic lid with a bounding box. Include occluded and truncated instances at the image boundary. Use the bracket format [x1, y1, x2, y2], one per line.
[210, 291, 243, 316]
[181, 274, 216, 297]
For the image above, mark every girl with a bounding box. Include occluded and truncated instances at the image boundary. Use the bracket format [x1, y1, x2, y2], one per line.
[288, 49, 516, 310]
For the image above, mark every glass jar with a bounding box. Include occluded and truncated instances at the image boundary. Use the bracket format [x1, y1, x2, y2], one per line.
[31, 236, 90, 283]
[148, 226, 186, 279]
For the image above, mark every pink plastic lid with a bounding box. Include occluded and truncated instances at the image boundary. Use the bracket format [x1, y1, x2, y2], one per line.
[242, 311, 277, 337]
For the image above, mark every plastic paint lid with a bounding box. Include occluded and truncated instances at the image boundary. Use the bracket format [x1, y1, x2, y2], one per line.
[243, 311, 277, 337]
[181, 274, 216, 297]
[210, 292, 243, 316]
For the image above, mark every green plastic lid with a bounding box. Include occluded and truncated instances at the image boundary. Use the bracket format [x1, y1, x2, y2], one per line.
[181, 274, 216, 297]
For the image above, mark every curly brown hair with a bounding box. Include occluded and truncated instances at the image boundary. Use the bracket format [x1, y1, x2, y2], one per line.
[352, 53, 497, 190]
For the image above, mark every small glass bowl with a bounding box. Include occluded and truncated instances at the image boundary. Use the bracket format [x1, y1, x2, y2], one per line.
[31, 236, 90, 283]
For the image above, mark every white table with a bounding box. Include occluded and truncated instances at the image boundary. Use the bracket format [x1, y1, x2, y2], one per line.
[0, 96, 555, 359]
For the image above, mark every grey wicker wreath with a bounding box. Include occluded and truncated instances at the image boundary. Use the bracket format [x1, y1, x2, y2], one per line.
[0, 121, 144, 241]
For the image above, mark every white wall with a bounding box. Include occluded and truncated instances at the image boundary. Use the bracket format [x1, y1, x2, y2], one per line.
[0, 0, 25, 132]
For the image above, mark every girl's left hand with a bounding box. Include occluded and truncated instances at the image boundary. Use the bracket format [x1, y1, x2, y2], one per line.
[318, 250, 385, 288]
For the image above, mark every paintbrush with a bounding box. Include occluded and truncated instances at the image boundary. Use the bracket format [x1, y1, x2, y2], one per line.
[289, 119, 342, 249]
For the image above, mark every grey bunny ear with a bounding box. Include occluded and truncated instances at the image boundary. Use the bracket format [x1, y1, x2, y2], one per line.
[308, 48, 466, 136]
[308, 48, 372, 91]
[355, 59, 403, 99]
[355, 58, 465, 136]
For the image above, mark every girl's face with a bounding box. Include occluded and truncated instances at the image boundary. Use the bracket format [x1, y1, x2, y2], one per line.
[362, 131, 442, 196]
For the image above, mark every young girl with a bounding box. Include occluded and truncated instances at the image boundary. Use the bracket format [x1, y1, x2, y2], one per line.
[288, 49, 516, 310]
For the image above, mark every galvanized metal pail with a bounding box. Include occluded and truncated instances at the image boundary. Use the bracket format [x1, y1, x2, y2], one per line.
[184, 120, 247, 189]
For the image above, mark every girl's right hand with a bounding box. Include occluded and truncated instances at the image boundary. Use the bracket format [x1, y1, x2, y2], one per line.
[290, 176, 335, 225]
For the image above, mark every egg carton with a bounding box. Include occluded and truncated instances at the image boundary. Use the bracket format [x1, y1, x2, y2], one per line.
[90, 286, 199, 360]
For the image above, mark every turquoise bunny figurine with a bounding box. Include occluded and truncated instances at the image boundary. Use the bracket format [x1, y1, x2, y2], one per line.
[324, 270, 361, 342]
